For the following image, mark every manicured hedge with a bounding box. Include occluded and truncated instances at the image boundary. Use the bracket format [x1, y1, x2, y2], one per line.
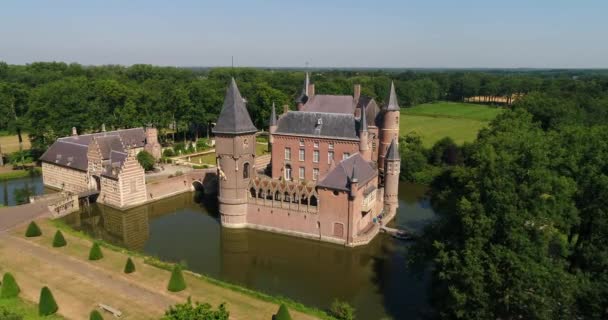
[38, 286, 58, 316]
[273, 304, 293, 320]
[25, 221, 42, 237]
[167, 264, 186, 292]
[90, 309, 104, 320]
[0, 272, 20, 299]
[89, 242, 103, 260]
[124, 257, 136, 274]
[52, 230, 67, 247]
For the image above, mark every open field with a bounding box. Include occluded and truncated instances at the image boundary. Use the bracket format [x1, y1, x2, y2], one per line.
[0, 134, 32, 153]
[400, 102, 504, 147]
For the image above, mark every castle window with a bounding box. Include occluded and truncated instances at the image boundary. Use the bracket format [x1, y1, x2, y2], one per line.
[284, 148, 291, 161]
[328, 151, 334, 164]
[243, 162, 250, 179]
[285, 164, 292, 180]
[299, 149, 305, 161]
[343, 152, 350, 160]
[313, 168, 319, 181]
[250, 187, 256, 198]
[328, 142, 334, 150]
[314, 141, 319, 149]
[313, 150, 319, 163]
[299, 167, 305, 180]
[299, 139, 304, 147]
[310, 195, 318, 206]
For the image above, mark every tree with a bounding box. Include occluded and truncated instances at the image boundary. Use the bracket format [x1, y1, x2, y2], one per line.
[167, 264, 186, 292]
[329, 300, 355, 320]
[162, 298, 229, 320]
[90, 309, 104, 320]
[88, 242, 103, 261]
[0, 272, 20, 298]
[52, 230, 67, 248]
[25, 221, 42, 237]
[272, 304, 292, 320]
[38, 286, 58, 316]
[124, 257, 136, 274]
[136, 150, 155, 171]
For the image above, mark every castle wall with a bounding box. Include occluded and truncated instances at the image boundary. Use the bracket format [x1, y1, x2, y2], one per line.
[99, 177, 121, 207]
[271, 135, 358, 181]
[118, 156, 147, 208]
[41, 162, 88, 193]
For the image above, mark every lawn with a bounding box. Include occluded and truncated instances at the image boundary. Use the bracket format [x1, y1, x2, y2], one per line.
[0, 297, 64, 320]
[0, 134, 32, 153]
[400, 101, 504, 147]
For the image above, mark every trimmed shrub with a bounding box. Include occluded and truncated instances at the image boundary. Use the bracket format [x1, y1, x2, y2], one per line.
[25, 221, 42, 237]
[90, 309, 104, 320]
[38, 286, 58, 316]
[137, 150, 156, 171]
[273, 304, 292, 320]
[0, 272, 20, 298]
[52, 230, 67, 247]
[124, 257, 136, 274]
[88, 242, 103, 261]
[167, 264, 186, 292]
[330, 299, 356, 320]
[0, 306, 22, 320]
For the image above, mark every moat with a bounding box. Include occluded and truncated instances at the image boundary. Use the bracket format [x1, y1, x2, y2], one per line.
[3, 177, 434, 319]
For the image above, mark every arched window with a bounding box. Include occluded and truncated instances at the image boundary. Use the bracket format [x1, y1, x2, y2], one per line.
[274, 191, 281, 201]
[243, 162, 250, 179]
[249, 187, 256, 198]
[310, 195, 318, 207]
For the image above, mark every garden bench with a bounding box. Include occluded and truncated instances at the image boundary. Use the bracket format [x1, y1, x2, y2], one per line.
[98, 303, 122, 318]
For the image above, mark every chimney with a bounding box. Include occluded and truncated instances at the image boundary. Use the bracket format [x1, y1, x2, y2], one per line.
[308, 83, 315, 97]
[283, 104, 290, 114]
[354, 84, 361, 102]
[71, 127, 78, 136]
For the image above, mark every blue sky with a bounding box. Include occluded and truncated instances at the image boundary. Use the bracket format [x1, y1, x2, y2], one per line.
[1, 0, 606, 68]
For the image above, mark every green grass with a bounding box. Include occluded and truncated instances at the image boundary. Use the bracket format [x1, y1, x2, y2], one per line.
[0, 167, 41, 181]
[400, 101, 504, 147]
[256, 143, 269, 156]
[0, 297, 64, 320]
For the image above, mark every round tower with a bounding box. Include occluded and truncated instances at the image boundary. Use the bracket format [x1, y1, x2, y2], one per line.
[379, 82, 400, 170]
[359, 103, 371, 161]
[213, 78, 258, 228]
[383, 138, 400, 218]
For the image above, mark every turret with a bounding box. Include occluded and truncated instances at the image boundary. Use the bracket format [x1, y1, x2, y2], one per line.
[296, 72, 310, 111]
[383, 138, 400, 218]
[213, 78, 257, 228]
[359, 103, 371, 161]
[268, 102, 277, 153]
[379, 81, 400, 168]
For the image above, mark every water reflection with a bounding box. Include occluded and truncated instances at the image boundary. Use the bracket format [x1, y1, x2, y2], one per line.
[61, 183, 435, 319]
[0, 176, 47, 206]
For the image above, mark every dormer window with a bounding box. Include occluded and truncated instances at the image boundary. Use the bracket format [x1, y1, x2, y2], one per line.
[317, 118, 323, 126]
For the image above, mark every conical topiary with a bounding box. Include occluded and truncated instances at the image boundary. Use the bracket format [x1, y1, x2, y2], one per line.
[0, 272, 20, 298]
[25, 221, 42, 237]
[38, 286, 58, 316]
[124, 257, 136, 274]
[90, 309, 104, 320]
[88, 242, 103, 261]
[52, 230, 67, 248]
[167, 264, 186, 292]
[273, 304, 293, 320]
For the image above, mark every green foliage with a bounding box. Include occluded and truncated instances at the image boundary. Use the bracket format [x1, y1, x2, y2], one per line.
[329, 300, 356, 320]
[167, 265, 186, 292]
[0, 273, 20, 299]
[162, 148, 175, 157]
[0, 167, 41, 181]
[136, 150, 155, 171]
[124, 257, 136, 274]
[88, 242, 103, 261]
[162, 298, 229, 320]
[196, 138, 210, 149]
[89, 309, 103, 320]
[38, 287, 58, 316]
[24, 222, 41, 237]
[0, 306, 23, 320]
[52, 230, 67, 248]
[273, 304, 292, 320]
[173, 142, 186, 154]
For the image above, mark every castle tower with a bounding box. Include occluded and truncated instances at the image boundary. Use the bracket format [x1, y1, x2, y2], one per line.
[268, 102, 277, 154]
[379, 81, 400, 170]
[213, 78, 257, 228]
[359, 103, 371, 161]
[144, 126, 162, 160]
[296, 72, 310, 111]
[383, 138, 400, 218]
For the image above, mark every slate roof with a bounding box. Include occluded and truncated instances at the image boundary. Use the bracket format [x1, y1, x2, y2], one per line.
[55, 128, 145, 149]
[101, 150, 128, 179]
[386, 138, 400, 161]
[385, 82, 400, 111]
[359, 103, 368, 132]
[269, 102, 277, 126]
[39, 141, 89, 171]
[275, 111, 358, 140]
[301, 95, 355, 114]
[356, 96, 381, 127]
[317, 153, 377, 191]
[96, 135, 125, 159]
[213, 78, 257, 134]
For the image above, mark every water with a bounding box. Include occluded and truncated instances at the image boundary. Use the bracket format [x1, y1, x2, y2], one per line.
[61, 182, 435, 319]
[0, 176, 47, 206]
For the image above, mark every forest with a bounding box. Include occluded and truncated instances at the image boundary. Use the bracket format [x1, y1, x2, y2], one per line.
[1, 62, 608, 319]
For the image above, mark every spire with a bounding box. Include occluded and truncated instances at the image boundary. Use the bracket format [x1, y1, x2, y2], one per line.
[213, 78, 257, 134]
[386, 138, 400, 161]
[305, 72, 310, 96]
[385, 81, 400, 111]
[296, 72, 310, 104]
[359, 103, 368, 132]
[350, 158, 359, 183]
[269, 102, 277, 126]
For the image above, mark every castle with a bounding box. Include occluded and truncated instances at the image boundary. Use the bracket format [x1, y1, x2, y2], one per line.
[214, 75, 401, 247]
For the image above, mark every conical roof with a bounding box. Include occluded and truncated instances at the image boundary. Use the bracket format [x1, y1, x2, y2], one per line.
[213, 78, 257, 134]
[269, 102, 277, 126]
[386, 138, 400, 160]
[385, 81, 400, 111]
[359, 103, 368, 132]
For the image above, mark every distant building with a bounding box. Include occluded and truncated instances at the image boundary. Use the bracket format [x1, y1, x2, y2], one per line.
[214, 75, 401, 247]
[40, 126, 161, 209]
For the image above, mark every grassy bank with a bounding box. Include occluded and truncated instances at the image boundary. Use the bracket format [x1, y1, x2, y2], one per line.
[0, 297, 64, 320]
[50, 219, 335, 320]
[0, 167, 41, 181]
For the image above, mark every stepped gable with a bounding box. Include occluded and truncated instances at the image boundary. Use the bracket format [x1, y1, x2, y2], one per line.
[317, 153, 376, 191]
[275, 111, 358, 140]
[213, 78, 257, 134]
[302, 95, 355, 114]
[101, 150, 128, 179]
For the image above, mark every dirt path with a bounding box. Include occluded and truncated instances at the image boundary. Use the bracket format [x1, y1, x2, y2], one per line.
[0, 200, 52, 232]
